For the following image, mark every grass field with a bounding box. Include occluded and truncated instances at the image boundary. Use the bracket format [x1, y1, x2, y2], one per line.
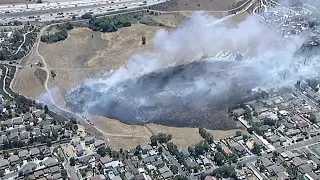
[13, 12, 250, 149]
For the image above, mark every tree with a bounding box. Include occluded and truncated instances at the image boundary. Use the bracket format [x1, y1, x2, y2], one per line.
[198, 127, 214, 144]
[259, 164, 266, 173]
[235, 131, 242, 137]
[82, 13, 92, 19]
[142, 36, 146, 45]
[69, 157, 76, 166]
[61, 169, 68, 179]
[212, 165, 236, 178]
[309, 113, 317, 124]
[252, 143, 262, 155]
[44, 105, 49, 114]
[157, 146, 163, 154]
[194, 141, 209, 156]
[37, 0, 43, 3]
[97, 147, 107, 157]
[0, 169, 4, 177]
[214, 152, 225, 166]
[170, 165, 178, 175]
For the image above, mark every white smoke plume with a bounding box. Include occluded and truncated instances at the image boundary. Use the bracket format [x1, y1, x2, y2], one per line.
[65, 0, 320, 126]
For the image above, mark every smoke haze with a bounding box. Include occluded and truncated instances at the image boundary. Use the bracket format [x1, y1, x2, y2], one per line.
[65, 0, 320, 128]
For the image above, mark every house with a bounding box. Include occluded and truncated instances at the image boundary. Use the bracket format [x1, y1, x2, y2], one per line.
[159, 166, 173, 179]
[0, 159, 9, 169]
[52, 173, 62, 179]
[125, 172, 134, 180]
[42, 125, 51, 135]
[85, 136, 95, 145]
[259, 125, 272, 132]
[246, 141, 254, 150]
[34, 170, 44, 178]
[32, 110, 43, 118]
[20, 162, 37, 175]
[49, 166, 60, 173]
[19, 150, 30, 160]
[2, 119, 13, 127]
[100, 156, 112, 164]
[185, 159, 198, 169]
[0, 135, 8, 145]
[94, 139, 106, 149]
[233, 144, 246, 154]
[52, 125, 62, 132]
[292, 157, 306, 167]
[296, 120, 309, 129]
[39, 146, 51, 156]
[8, 155, 20, 164]
[20, 131, 30, 140]
[90, 175, 106, 180]
[23, 113, 32, 121]
[277, 171, 289, 180]
[104, 161, 122, 168]
[12, 117, 23, 125]
[259, 157, 273, 167]
[8, 132, 19, 141]
[42, 157, 58, 167]
[281, 93, 295, 102]
[221, 145, 232, 154]
[162, 171, 174, 179]
[78, 154, 93, 164]
[266, 164, 284, 176]
[299, 163, 313, 174]
[32, 128, 41, 137]
[126, 161, 139, 175]
[29, 148, 40, 157]
[204, 176, 216, 180]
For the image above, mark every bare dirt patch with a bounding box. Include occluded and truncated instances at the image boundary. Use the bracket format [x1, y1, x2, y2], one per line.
[12, 50, 45, 99]
[106, 136, 150, 150]
[89, 115, 152, 137]
[146, 124, 245, 148]
[146, 124, 203, 148]
[151, 13, 186, 27]
[207, 129, 246, 140]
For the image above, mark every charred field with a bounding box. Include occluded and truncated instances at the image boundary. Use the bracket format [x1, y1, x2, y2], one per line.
[65, 59, 260, 130]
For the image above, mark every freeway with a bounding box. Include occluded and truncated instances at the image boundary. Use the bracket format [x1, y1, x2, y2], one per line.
[0, 0, 166, 23]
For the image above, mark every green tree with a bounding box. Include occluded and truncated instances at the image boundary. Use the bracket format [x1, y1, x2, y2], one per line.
[259, 164, 266, 173]
[214, 152, 225, 166]
[61, 169, 67, 179]
[97, 147, 107, 157]
[252, 143, 262, 155]
[309, 113, 317, 124]
[170, 165, 178, 175]
[69, 157, 76, 166]
[142, 36, 146, 45]
[212, 165, 236, 178]
[0, 169, 4, 177]
[194, 141, 209, 156]
[44, 105, 49, 114]
[81, 13, 92, 19]
[235, 131, 242, 137]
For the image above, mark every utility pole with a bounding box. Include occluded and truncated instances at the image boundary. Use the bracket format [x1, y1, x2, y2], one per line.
[26, 1, 29, 9]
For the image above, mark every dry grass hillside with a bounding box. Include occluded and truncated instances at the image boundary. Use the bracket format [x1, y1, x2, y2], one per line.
[13, 13, 249, 149]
